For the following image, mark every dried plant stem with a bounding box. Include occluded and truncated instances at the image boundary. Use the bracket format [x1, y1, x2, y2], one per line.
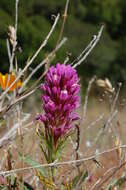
[80, 76, 96, 147]
[72, 25, 104, 69]
[10, 0, 19, 72]
[94, 109, 118, 144]
[1, 144, 126, 176]
[0, 87, 38, 116]
[55, 0, 69, 48]
[90, 165, 121, 190]
[0, 122, 33, 148]
[19, 37, 67, 93]
[0, 38, 68, 116]
[90, 83, 121, 151]
[81, 76, 96, 125]
[6, 39, 11, 66]
[0, 14, 60, 100]
[86, 113, 104, 130]
[6, 147, 12, 189]
[93, 161, 126, 190]
[63, 55, 70, 64]
[0, 114, 30, 147]
[110, 82, 122, 113]
[17, 104, 24, 188]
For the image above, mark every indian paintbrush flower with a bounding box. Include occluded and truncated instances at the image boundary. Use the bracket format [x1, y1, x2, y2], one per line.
[37, 63, 80, 145]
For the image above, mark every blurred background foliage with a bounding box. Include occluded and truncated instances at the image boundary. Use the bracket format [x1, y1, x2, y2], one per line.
[0, 0, 126, 87]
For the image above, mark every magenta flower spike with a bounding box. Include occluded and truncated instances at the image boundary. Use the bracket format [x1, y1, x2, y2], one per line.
[37, 63, 80, 145]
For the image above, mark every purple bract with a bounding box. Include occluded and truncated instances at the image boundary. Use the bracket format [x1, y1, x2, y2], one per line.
[37, 63, 80, 145]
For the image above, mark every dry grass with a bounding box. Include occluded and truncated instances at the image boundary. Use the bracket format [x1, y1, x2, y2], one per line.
[1, 94, 126, 189]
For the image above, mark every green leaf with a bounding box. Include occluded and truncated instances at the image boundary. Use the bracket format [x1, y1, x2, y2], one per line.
[0, 185, 6, 190]
[37, 171, 57, 189]
[23, 155, 47, 177]
[106, 180, 117, 190]
[24, 186, 29, 190]
[61, 184, 66, 190]
[106, 176, 126, 189]
[61, 183, 72, 190]
[37, 129, 53, 154]
[19, 182, 30, 190]
[10, 175, 17, 188]
[56, 132, 72, 157]
[115, 176, 126, 186]
[72, 170, 88, 188]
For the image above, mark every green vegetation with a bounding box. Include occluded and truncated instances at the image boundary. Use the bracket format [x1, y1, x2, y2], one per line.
[0, 0, 126, 84]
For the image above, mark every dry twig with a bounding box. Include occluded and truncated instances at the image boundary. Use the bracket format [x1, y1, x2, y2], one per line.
[1, 145, 126, 176]
[0, 13, 60, 100]
[72, 25, 104, 68]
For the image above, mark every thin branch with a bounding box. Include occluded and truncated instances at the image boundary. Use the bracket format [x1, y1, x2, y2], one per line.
[6, 39, 11, 66]
[94, 161, 126, 190]
[0, 84, 40, 116]
[19, 37, 67, 93]
[91, 83, 121, 148]
[0, 123, 33, 148]
[87, 113, 104, 130]
[0, 38, 68, 114]
[3, 85, 40, 114]
[55, 0, 69, 48]
[15, 0, 19, 35]
[1, 144, 126, 176]
[80, 76, 96, 125]
[90, 165, 122, 190]
[94, 109, 118, 144]
[0, 14, 60, 100]
[72, 25, 104, 69]
[0, 114, 30, 147]
[110, 82, 122, 113]
[63, 55, 70, 64]
[10, 0, 19, 72]
[71, 36, 97, 66]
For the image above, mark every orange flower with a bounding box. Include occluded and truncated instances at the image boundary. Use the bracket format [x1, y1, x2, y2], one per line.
[0, 73, 22, 92]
